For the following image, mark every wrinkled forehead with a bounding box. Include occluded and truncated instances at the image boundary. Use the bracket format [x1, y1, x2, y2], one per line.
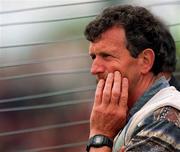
[89, 26, 127, 53]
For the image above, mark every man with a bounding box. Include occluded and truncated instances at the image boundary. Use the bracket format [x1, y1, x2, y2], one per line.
[84, 5, 180, 152]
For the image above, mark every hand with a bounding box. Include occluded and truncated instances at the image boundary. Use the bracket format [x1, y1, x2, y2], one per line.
[89, 71, 129, 139]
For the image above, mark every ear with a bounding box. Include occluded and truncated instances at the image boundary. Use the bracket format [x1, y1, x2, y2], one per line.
[138, 49, 155, 74]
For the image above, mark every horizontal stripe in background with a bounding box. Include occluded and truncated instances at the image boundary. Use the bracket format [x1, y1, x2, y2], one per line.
[0, 0, 180, 151]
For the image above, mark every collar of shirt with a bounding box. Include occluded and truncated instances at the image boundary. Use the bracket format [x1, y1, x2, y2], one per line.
[128, 76, 169, 121]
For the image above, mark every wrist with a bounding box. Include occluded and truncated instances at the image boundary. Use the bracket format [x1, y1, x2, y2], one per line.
[90, 130, 114, 140]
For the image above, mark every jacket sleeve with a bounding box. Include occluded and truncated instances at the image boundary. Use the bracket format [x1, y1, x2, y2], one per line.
[125, 106, 180, 152]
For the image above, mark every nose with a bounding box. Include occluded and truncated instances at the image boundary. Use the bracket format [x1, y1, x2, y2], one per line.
[91, 57, 105, 75]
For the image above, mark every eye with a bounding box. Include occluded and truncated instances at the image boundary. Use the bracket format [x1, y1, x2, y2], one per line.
[101, 53, 111, 58]
[90, 54, 96, 60]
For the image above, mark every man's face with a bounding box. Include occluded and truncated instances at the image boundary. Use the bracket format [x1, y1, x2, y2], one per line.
[89, 26, 141, 95]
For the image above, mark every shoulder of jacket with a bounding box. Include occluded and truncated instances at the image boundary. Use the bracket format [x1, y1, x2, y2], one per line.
[154, 106, 180, 128]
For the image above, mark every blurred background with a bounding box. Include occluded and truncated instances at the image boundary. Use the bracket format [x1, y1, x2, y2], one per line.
[0, 0, 180, 151]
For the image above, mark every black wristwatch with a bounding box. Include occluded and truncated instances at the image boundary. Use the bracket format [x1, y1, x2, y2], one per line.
[86, 134, 113, 152]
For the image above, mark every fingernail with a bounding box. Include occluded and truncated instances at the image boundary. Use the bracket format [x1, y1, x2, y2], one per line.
[108, 73, 113, 77]
[115, 71, 119, 75]
[99, 79, 105, 83]
[123, 77, 128, 84]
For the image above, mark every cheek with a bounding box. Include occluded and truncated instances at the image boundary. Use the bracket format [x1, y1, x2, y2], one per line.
[126, 64, 141, 85]
[110, 63, 128, 75]
[105, 59, 139, 76]
[106, 65, 122, 73]
[120, 61, 140, 79]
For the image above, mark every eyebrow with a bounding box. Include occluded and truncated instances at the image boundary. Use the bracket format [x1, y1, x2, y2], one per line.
[89, 49, 116, 55]
[99, 52, 111, 56]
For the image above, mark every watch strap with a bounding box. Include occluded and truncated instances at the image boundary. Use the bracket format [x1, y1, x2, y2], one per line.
[86, 134, 113, 152]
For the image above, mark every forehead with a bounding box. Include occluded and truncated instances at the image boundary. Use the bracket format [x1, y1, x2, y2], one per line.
[89, 26, 127, 53]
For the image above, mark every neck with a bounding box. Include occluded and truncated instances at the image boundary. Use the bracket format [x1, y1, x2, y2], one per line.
[128, 73, 160, 109]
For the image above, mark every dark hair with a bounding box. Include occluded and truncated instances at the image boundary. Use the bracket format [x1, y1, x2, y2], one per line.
[84, 5, 176, 75]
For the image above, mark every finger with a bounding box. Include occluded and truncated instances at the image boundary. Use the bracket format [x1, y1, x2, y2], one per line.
[111, 71, 121, 105]
[94, 79, 105, 106]
[119, 146, 125, 152]
[119, 77, 128, 108]
[102, 73, 114, 105]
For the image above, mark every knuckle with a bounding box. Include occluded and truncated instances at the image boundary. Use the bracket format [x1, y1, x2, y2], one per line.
[97, 84, 103, 89]
[121, 95, 127, 101]
[103, 90, 110, 97]
[121, 91, 128, 99]
[112, 90, 120, 98]
[105, 84, 111, 89]
[95, 92, 101, 99]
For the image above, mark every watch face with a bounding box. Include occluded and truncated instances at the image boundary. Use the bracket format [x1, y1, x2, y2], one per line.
[94, 136, 103, 144]
[87, 134, 113, 150]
